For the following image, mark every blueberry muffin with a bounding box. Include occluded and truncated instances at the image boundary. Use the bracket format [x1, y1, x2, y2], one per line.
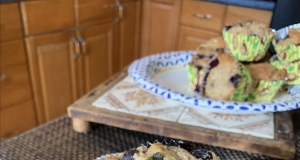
[222, 21, 274, 62]
[270, 55, 300, 85]
[110, 140, 220, 160]
[203, 52, 252, 101]
[246, 63, 287, 101]
[186, 54, 216, 92]
[273, 25, 300, 62]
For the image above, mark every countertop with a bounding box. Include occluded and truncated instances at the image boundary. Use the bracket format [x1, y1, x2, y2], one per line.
[1, 110, 300, 160]
[0, 0, 276, 11]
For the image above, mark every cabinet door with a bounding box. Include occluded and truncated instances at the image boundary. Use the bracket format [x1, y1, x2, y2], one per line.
[0, 3, 23, 42]
[79, 24, 113, 93]
[118, 0, 141, 70]
[0, 100, 36, 138]
[26, 31, 78, 123]
[224, 6, 273, 26]
[180, 1, 226, 32]
[20, 0, 75, 35]
[75, 0, 115, 26]
[140, 0, 180, 57]
[1, 40, 32, 109]
[177, 26, 220, 50]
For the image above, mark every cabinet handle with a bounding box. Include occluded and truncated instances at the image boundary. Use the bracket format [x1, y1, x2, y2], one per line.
[1, 73, 9, 81]
[78, 36, 86, 56]
[192, 13, 212, 19]
[72, 37, 81, 59]
[116, 0, 123, 21]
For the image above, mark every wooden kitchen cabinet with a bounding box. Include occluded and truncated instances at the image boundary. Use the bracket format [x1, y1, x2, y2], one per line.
[0, 2, 37, 139]
[117, 0, 141, 70]
[75, 0, 115, 27]
[180, 1, 226, 32]
[177, 26, 220, 50]
[26, 23, 114, 123]
[0, 3, 23, 42]
[20, 0, 75, 35]
[224, 6, 273, 26]
[0, 40, 37, 138]
[140, 0, 180, 57]
[25, 31, 79, 124]
[0, 100, 36, 138]
[0, 62, 33, 110]
[78, 23, 114, 93]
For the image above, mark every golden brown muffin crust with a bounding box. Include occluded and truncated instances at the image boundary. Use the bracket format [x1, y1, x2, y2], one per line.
[133, 143, 199, 160]
[246, 63, 287, 81]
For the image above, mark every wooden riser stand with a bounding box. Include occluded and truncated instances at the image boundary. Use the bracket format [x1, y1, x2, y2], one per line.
[68, 68, 295, 160]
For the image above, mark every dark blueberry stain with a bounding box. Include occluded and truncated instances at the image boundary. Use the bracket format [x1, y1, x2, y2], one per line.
[229, 74, 241, 88]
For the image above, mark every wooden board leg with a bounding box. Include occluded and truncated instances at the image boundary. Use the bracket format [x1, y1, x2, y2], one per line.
[72, 118, 91, 133]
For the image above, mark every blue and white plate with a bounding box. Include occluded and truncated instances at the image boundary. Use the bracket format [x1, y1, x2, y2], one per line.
[128, 51, 300, 114]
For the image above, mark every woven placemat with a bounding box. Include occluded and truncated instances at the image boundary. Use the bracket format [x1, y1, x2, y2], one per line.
[1, 109, 300, 160]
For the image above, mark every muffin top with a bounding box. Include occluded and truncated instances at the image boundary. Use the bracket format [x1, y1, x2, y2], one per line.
[189, 43, 225, 69]
[195, 37, 225, 54]
[277, 28, 300, 46]
[133, 142, 198, 160]
[225, 21, 273, 38]
[114, 140, 221, 160]
[246, 63, 287, 81]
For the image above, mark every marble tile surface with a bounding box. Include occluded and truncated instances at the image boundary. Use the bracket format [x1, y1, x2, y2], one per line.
[178, 108, 274, 139]
[93, 77, 185, 122]
[93, 76, 274, 139]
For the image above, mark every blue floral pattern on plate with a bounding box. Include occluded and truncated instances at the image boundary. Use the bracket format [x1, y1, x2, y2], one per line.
[128, 51, 300, 114]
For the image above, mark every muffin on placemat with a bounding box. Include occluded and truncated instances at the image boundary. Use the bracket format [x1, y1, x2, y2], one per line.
[222, 21, 274, 62]
[272, 24, 300, 63]
[246, 63, 287, 102]
[100, 140, 220, 160]
[203, 52, 252, 101]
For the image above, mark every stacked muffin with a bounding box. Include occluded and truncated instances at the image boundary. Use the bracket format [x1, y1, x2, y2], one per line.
[271, 28, 300, 85]
[186, 21, 300, 102]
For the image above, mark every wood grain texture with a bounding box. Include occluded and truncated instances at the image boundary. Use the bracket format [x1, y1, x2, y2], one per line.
[151, 0, 174, 4]
[224, 6, 273, 26]
[25, 31, 77, 124]
[72, 118, 91, 133]
[79, 23, 114, 93]
[20, 0, 75, 35]
[68, 68, 295, 160]
[140, 0, 180, 57]
[1, 63, 32, 110]
[177, 26, 220, 50]
[0, 3, 23, 42]
[180, 1, 226, 32]
[75, 0, 115, 27]
[0, 40, 27, 68]
[0, 100, 37, 138]
[117, 0, 141, 70]
[0, 40, 32, 109]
